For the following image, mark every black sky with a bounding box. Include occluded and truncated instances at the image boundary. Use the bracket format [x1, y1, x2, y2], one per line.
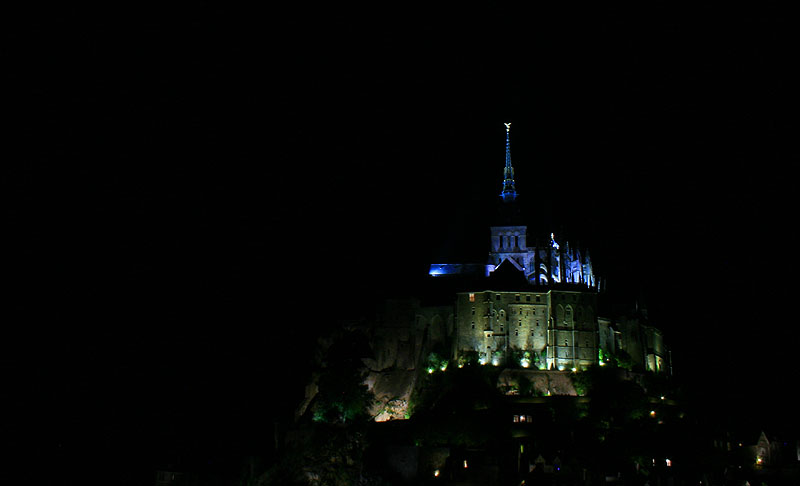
[6, 4, 800, 481]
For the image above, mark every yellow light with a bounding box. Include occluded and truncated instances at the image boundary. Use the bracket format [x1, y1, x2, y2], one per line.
[463, 460, 468, 468]
[650, 410, 656, 417]
[434, 469, 440, 477]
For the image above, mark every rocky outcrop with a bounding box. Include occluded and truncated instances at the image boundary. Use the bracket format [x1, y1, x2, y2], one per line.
[498, 369, 578, 396]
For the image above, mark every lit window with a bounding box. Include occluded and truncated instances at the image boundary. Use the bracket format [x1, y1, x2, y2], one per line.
[469, 293, 475, 302]
[513, 415, 519, 422]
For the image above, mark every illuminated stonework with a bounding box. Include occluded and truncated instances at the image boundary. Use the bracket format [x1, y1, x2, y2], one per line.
[429, 123, 667, 373]
[488, 228, 596, 288]
[456, 290, 599, 371]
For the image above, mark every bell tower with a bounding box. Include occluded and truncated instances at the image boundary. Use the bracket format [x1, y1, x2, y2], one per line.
[491, 122, 530, 274]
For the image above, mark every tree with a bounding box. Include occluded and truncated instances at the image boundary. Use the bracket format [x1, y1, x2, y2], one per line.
[312, 361, 375, 425]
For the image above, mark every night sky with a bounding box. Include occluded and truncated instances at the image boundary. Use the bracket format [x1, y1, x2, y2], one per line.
[7, 4, 799, 483]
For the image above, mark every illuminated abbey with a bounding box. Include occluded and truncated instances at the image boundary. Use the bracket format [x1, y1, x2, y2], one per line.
[428, 123, 666, 373]
[299, 123, 670, 424]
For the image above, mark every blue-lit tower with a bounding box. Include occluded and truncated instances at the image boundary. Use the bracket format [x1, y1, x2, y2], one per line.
[500, 122, 518, 203]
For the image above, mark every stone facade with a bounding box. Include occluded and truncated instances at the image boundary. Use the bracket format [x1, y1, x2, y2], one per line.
[455, 289, 599, 371]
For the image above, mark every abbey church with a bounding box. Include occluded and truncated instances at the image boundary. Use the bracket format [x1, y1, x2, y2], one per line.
[427, 123, 668, 374]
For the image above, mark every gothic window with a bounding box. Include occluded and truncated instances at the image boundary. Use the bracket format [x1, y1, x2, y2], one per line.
[526, 295, 531, 302]
[515, 294, 520, 301]
[515, 330, 519, 336]
[565, 305, 574, 327]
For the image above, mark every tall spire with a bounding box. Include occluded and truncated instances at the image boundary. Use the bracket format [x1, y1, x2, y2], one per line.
[500, 122, 517, 203]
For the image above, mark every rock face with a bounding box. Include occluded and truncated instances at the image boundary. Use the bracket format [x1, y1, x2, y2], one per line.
[364, 300, 454, 421]
[365, 370, 416, 421]
[298, 298, 455, 422]
[498, 369, 578, 396]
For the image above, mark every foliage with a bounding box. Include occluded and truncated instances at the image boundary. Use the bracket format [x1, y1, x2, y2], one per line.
[409, 364, 503, 448]
[598, 347, 609, 365]
[426, 352, 448, 373]
[457, 350, 479, 368]
[517, 374, 533, 396]
[597, 348, 633, 370]
[312, 361, 375, 425]
[256, 423, 378, 486]
[610, 349, 634, 370]
[533, 350, 545, 369]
